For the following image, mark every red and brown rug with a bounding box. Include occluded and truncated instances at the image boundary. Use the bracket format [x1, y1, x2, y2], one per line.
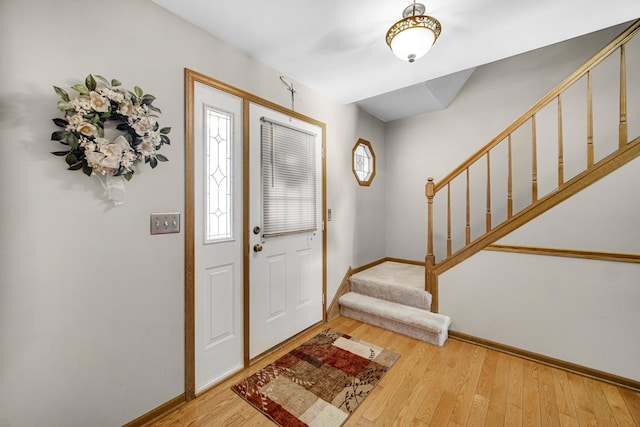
[231, 328, 400, 426]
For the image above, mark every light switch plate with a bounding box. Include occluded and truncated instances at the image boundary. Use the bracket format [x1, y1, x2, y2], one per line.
[150, 213, 180, 235]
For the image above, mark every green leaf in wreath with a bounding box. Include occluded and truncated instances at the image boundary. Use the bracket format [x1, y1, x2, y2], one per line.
[159, 127, 171, 135]
[123, 172, 133, 181]
[147, 104, 161, 113]
[94, 75, 110, 86]
[52, 118, 69, 128]
[68, 162, 83, 171]
[51, 150, 70, 156]
[82, 165, 93, 177]
[67, 133, 79, 149]
[150, 157, 158, 168]
[97, 126, 105, 138]
[71, 84, 88, 95]
[160, 134, 171, 145]
[134, 86, 143, 98]
[123, 133, 132, 144]
[90, 114, 100, 124]
[85, 75, 97, 91]
[116, 123, 129, 131]
[56, 100, 72, 110]
[53, 86, 70, 102]
[111, 79, 121, 87]
[141, 94, 156, 105]
[65, 152, 78, 166]
[156, 154, 169, 162]
[51, 130, 67, 141]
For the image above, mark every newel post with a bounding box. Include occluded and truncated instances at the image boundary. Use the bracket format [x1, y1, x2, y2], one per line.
[425, 177, 435, 295]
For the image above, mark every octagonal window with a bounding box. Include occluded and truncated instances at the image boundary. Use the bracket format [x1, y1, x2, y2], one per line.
[352, 138, 376, 186]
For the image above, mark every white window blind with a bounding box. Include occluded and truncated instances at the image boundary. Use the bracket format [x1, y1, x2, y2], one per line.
[261, 118, 316, 237]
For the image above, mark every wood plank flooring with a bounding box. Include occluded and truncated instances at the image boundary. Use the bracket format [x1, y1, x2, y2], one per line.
[151, 317, 640, 426]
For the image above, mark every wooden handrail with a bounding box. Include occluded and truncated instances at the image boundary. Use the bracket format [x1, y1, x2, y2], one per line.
[433, 20, 640, 194]
[433, 136, 640, 276]
[425, 20, 640, 304]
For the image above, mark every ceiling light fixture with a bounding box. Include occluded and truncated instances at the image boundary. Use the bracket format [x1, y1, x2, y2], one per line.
[385, 1, 441, 63]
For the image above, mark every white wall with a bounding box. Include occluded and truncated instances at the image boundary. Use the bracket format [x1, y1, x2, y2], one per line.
[385, 23, 640, 380]
[0, 0, 385, 425]
[441, 158, 640, 380]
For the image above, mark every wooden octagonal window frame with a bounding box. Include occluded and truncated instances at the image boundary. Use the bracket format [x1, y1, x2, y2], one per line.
[352, 138, 376, 186]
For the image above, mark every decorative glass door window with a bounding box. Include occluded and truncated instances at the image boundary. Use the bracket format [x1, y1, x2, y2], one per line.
[204, 106, 233, 242]
[261, 118, 317, 237]
[352, 138, 376, 186]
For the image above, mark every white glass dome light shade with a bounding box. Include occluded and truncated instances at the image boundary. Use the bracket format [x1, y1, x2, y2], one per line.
[389, 22, 436, 62]
[385, 3, 441, 63]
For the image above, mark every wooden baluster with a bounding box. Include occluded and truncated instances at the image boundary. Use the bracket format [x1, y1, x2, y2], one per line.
[508, 135, 513, 218]
[425, 178, 435, 293]
[620, 44, 628, 148]
[587, 71, 594, 168]
[466, 168, 471, 245]
[558, 95, 564, 187]
[532, 115, 538, 202]
[447, 182, 452, 256]
[486, 152, 491, 232]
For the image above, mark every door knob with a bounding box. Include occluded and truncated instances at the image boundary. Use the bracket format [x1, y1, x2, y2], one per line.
[253, 244, 263, 253]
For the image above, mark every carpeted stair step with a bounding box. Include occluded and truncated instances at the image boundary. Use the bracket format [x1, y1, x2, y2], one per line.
[339, 292, 451, 347]
[350, 262, 431, 310]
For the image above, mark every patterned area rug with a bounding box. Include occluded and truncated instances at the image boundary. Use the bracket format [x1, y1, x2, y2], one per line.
[232, 328, 400, 426]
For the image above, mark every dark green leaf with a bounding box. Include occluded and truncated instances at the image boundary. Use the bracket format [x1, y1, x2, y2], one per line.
[71, 84, 88, 95]
[159, 127, 171, 134]
[134, 86, 143, 98]
[111, 79, 121, 87]
[150, 157, 158, 168]
[53, 86, 70, 102]
[65, 152, 78, 165]
[85, 75, 96, 91]
[123, 133, 132, 143]
[68, 133, 79, 149]
[116, 123, 129, 131]
[67, 162, 83, 171]
[147, 105, 161, 113]
[123, 172, 133, 181]
[97, 126, 104, 138]
[160, 134, 170, 145]
[51, 130, 67, 141]
[90, 114, 100, 124]
[51, 150, 70, 156]
[82, 165, 93, 177]
[101, 111, 111, 120]
[52, 118, 69, 128]
[156, 154, 169, 162]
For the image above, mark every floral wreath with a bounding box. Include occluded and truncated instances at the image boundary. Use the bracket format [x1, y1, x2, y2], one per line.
[51, 74, 170, 182]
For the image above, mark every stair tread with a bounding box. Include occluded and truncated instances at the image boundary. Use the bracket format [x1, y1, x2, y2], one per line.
[339, 292, 451, 334]
[350, 261, 431, 310]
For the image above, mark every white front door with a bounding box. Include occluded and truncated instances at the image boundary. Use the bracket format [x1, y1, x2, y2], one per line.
[248, 103, 323, 359]
[193, 81, 243, 392]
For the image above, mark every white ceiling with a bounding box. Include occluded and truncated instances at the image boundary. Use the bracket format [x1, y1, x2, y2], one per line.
[152, 0, 640, 121]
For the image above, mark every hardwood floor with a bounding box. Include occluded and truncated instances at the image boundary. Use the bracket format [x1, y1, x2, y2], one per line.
[151, 317, 640, 426]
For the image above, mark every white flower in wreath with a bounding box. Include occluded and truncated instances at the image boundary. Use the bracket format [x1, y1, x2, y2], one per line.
[90, 91, 110, 113]
[50, 74, 171, 206]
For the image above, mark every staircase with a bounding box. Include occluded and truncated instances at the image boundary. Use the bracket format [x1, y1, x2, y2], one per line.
[339, 261, 451, 346]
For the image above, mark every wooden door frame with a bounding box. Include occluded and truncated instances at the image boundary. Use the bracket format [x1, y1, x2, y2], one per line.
[184, 68, 327, 400]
